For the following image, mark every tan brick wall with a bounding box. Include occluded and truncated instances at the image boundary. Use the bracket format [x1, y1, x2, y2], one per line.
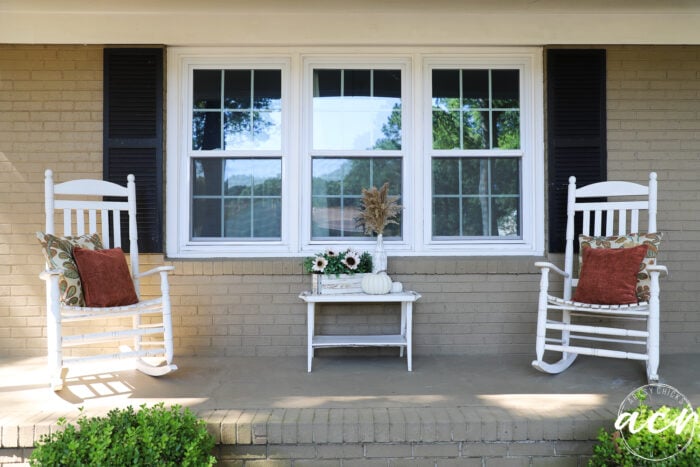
[606, 46, 700, 353]
[1, 44, 698, 364]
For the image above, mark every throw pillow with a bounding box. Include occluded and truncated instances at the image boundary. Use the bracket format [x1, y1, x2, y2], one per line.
[635, 233, 662, 302]
[37, 232, 103, 306]
[73, 247, 139, 307]
[579, 233, 663, 302]
[572, 244, 649, 305]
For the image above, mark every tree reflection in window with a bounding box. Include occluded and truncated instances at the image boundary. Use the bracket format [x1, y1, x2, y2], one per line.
[192, 69, 281, 150]
[312, 157, 402, 239]
[192, 158, 282, 239]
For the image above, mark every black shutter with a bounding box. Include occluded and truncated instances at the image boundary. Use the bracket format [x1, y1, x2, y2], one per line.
[103, 48, 163, 253]
[547, 49, 607, 253]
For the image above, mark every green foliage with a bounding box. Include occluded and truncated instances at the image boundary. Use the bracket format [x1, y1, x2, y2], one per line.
[589, 406, 700, 467]
[30, 403, 216, 466]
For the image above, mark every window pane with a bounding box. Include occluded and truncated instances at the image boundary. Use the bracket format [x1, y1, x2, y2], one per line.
[252, 111, 282, 149]
[461, 158, 487, 195]
[224, 70, 251, 109]
[254, 70, 281, 110]
[224, 199, 251, 237]
[193, 112, 221, 150]
[432, 197, 459, 237]
[192, 198, 221, 237]
[492, 197, 520, 237]
[432, 110, 460, 150]
[223, 111, 251, 149]
[313, 69, 402, 151]
[463, 110, 488, 149]
[462, 197, 486, 236]
[432, 70, 460, 110]
[193, 158, 222, 196]
[492, 69, 519, 108]
[193, 70, 221, 109]
[462, 70, 489, 109]
[253, 198, 282, 237]
[491, 158, 520, 195]
[314, 70, 341, 97]
[432, 158, 459, 195]
[312, 157, 402, 239]
[344, 70, 371, 97]
[374, 70, 401, 98]
[492, 111, 520, 149]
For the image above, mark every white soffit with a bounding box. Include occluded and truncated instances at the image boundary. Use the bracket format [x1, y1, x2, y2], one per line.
[1, 0, 699, 45]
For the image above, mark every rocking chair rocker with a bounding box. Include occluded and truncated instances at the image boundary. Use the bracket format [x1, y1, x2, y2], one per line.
[39, 169, 176, 391]
[532, 172, 667, 382]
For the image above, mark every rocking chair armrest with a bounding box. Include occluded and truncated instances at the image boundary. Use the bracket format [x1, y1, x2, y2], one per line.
[646, 264, 668, 276]
[135, 265, 175, 279]
[39, 268, 64, 280]
[534, 261, 570, 278]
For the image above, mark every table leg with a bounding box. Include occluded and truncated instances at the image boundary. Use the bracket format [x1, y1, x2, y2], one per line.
[307, 302, 315, 372]
[399, 301, 407, 357]
[406, 301, 413, 371]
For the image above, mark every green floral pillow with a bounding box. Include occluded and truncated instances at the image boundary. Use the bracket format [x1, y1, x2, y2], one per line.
[578, 233, 662, 303]
[37, 232, 103, 306]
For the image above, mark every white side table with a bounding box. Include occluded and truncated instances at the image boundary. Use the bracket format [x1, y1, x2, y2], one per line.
[298, 291, 421, 372]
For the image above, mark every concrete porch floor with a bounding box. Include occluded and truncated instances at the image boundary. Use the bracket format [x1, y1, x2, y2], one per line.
[1, 352, 699, 464]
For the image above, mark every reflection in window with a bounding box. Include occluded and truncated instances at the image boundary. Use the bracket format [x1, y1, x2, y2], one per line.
[312, 157, 402, 239]
[313, 69, 401, 151]
[192, 158, 282, 239]
[432, 157, 520, 239]
[432, 69, 519, 150]
[193, 69, 282, 150]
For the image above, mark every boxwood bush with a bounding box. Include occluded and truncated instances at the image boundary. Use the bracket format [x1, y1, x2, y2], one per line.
[589, 405, 699, 466]
[30, 403, 216, 466]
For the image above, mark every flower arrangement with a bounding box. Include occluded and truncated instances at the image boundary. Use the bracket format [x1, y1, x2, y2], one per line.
[303, 248, 373, 276]
[356, 182, 402, 236]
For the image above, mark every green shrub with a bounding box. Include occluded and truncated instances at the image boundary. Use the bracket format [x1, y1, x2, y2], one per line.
[589, 405, 699, 466]
[30, 403, 216, 466]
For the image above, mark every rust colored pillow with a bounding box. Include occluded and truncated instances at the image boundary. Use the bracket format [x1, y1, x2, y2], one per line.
[73, 247, 139, 307]
[572, 244, 649, 305]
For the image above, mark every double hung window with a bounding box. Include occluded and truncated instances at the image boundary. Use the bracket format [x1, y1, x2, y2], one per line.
[308, 67, 405, 242]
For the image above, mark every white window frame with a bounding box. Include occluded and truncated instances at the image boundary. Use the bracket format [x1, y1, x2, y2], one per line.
[166, 47, 543, 258]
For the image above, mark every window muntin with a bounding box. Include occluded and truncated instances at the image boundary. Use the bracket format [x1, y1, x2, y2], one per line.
[432, 157, 520, 239]
[311, 157, 402, 239]
[312, 69, 402, 151]
[432, 69, 519, 150]
[193, 69, 282, 150]
[192, 158, 282, 240]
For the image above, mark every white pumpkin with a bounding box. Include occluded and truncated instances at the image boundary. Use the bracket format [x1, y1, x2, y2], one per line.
[361, 272, 392, 295]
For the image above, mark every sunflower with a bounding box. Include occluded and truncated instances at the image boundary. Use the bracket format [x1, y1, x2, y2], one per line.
[341, 251, 360, 270]
[325, 248, 338, 257]
[312, 256, 328, 272]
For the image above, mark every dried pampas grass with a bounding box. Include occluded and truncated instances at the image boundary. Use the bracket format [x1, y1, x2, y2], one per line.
[356, 182, 402, 236]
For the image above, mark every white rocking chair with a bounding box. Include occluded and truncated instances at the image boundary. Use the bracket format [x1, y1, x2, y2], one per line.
[40, 169, 176, 391]
[532, 172, 667, 382]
